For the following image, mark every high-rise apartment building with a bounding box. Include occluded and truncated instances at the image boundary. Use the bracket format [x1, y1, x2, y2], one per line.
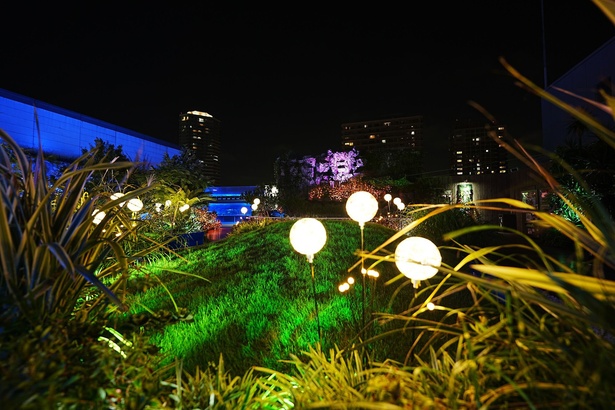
[449, 119, 508, 176]
[341, 115, 423, 154]
[178, 111, 221, 184]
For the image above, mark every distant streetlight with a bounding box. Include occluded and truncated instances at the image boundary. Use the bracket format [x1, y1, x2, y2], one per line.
[396, 202, 405, 229]
[384, 193, 392, 214]
[289, 218, 327, 343]
[395, 236, 442, 288]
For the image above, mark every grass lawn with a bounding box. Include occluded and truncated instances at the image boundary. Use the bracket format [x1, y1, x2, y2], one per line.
[116, 219, 448, 376]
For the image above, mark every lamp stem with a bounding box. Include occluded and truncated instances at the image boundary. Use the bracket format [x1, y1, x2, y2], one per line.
[310, 261, 321, 344]
[360, 223, 366, 336]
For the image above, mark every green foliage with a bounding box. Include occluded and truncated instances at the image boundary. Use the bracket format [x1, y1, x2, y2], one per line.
[80, 137, 149, 195]
[154, 147, 212, 201]
[0, 129, 157, 327]
[4, 4, 615, 407]
[0, 320, 173, 409]
[362, 147, 423, 180]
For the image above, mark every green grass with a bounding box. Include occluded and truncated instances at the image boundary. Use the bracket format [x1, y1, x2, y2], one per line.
[118, 219, 442, 375]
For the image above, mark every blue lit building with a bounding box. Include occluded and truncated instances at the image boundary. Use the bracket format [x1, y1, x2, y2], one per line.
[0, 88, 180, 164]
[205, 185, 257, 226]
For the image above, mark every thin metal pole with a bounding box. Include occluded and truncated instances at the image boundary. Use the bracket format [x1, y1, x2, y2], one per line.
[360, 224, 366, 335]
[310, 261, 321, 343]
[540, 0, 548, 88]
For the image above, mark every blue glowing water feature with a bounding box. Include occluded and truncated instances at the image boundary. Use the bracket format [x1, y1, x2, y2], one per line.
[205, 185, 257, 226]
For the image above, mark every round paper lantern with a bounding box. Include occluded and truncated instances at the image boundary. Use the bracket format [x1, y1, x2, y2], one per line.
[395, 236, 442, 287]
[346, 191, 379, 226]
[110, 192, 126, 207]
[289, 218, 327, 261]
[126, 198, 143, 212]
[384, 193, 392, 202]
[92, 209, 106, 225]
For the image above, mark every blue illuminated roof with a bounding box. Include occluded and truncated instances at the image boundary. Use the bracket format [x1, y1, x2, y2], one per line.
[0, 87, 179, 149]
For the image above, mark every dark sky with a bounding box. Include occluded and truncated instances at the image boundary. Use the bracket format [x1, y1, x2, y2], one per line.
[1, 2, 613, 185]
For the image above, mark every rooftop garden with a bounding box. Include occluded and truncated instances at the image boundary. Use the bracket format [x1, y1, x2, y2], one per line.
[2, 2, 615, 407]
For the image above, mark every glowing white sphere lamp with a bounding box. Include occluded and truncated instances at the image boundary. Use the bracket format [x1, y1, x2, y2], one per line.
[251, 203, 258, 211]
[289, 218, 327, 263]
[110, 192, 126, 207]
[393, 197, 401, 206]
[346, 191, 379, 227]
[253, 198, 260, 205]
[289, 218, 327, 342]
[92, 209, 106, 225]
[395, 236, 442, 288]
[126, 198, 143, 212]
[241, 206, 248, 216]
[397, 202, 405, 211]
[384, 193, 392, 213]
[346, 191, 379, 332]
[179, 203, 190, 213]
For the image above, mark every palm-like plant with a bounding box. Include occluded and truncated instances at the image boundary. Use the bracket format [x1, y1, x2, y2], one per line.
[0, 128, 156, 328]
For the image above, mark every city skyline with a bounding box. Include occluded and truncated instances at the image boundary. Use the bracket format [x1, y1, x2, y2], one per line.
[1, 2, 614, 185]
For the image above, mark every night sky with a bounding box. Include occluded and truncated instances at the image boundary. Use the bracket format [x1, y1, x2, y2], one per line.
[1, 2, 613, 185]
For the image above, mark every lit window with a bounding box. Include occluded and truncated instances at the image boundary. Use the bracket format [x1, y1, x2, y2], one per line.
[381, 139, 386, 143]
[369, 135, 375, 139]
[456, 151, 462, 154]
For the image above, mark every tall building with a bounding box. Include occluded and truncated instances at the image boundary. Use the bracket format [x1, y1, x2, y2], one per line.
[449, 119, 508, 176]
[178, 111, 221, 184]
[341, 115, 423, 154]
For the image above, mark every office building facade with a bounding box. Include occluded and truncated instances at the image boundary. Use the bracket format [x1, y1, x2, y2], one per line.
[341, 115, 423, 154]
[178, 111, 221, 184]
[449, 119, 508, 176]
